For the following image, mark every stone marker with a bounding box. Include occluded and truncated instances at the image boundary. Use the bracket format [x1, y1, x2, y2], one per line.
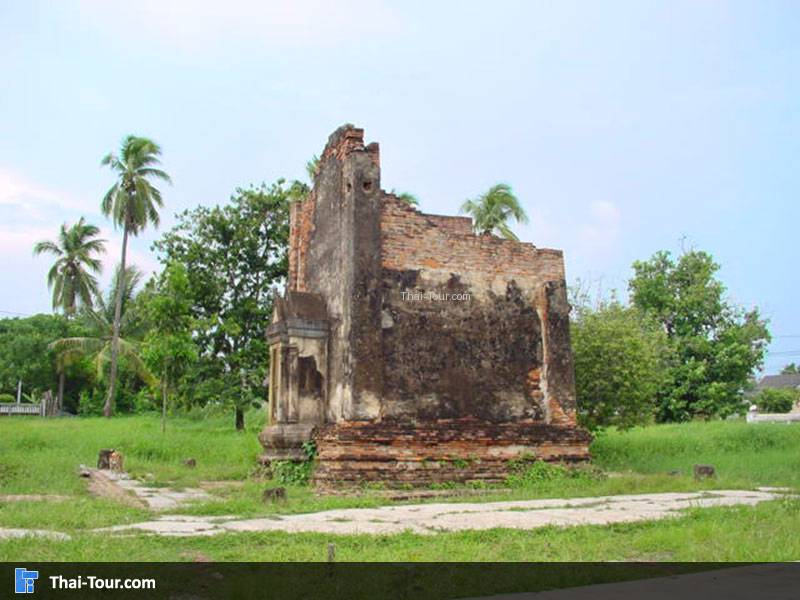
[262, 487, 287, 503]
[693, 464, 715, 480]
[97, 449, 124, 471]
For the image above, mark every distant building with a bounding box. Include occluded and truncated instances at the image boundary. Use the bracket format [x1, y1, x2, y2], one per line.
[754, 373, 800, 393]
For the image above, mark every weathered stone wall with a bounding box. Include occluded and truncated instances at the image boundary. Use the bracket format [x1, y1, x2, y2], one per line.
[378, 196, 576, 426]
[289, 126, 384, 422]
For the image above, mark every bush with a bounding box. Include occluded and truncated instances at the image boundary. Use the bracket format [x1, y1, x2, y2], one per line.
[0, 392, 17, 403]
[271, 441, 317, 486]
[505, 456, 606, 488]
[571, 298, 669, 431]
[756, 388, 799, 414]
[78, 389, 105, 416]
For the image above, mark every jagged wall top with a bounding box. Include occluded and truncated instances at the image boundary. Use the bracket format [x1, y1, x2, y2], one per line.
[320, 124, 380, 166]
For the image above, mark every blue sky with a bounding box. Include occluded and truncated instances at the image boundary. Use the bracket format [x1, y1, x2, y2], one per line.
[1, 1, 797, 373]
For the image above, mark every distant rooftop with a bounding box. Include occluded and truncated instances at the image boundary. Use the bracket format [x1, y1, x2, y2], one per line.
[756, 373, 800, 390]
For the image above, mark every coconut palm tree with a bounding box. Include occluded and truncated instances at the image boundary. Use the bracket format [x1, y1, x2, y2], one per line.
[50, 265, 154, 399]
[460, 183, 529, 241]
[306, 155, 320, 182]
[33, 218, 106, 411]
[33, 218, 106, 315]
[100, 135, 170, 417]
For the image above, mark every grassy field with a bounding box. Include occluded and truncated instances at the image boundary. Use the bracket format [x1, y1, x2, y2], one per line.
[1, 413, 799, 561]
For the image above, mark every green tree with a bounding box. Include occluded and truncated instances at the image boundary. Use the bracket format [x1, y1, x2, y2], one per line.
[100, 135, 170, 417]
[0, 315, 92, 411]
[153, 181, 291, 429]
[33, 218, 106, 316]
[141, 263, 197, 432]
[571, 297, 669, 431]
[33, 218, 106, 409]
[630, 249, 771, 421]
[460, 183, 528, 240]
[755, 388, 798, 413]
[50, 266, 154, 403]
[781, 363, 799, 374]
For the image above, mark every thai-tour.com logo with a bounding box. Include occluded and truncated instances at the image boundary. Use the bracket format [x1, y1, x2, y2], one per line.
[15, 568, 38, 594]
[14, 567, 156, 594]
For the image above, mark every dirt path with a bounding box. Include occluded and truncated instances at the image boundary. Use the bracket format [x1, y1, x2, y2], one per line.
[100, 489, 786, 537]
[81, 467, 212, 511]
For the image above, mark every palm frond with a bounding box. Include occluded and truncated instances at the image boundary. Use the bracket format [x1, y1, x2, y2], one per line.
[50, 336, 104, 355]
[462, 183, 529, 239]
[32, 240, 62, 256]
[306, 155, 320, 182]
[118, 338, 156, 385]
[137, 167, 172, 184]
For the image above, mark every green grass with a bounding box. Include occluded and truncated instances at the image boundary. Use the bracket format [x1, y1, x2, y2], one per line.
[0, 411, 265, 494]
[1, 413, 799, 561]
[593, 420, 800, 489]
[2, 497, 799, 562]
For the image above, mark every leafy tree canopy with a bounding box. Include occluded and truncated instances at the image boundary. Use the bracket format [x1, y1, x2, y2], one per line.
[0, 314, 93, 410]
[755, 388, 798, 414]
[140, 262, 198, 431]
[152, 180, 292, 429]
[629, 249, 770, 421]
[571, 294, 670, 431]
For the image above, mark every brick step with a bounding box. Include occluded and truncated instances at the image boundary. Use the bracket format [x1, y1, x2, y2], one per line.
[310, 420, 591, 488]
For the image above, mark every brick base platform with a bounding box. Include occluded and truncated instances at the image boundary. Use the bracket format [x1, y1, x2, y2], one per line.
[311, 419, 592, 488]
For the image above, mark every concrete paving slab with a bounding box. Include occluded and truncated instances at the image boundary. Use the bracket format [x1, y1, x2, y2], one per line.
[100, 489, 787, 537]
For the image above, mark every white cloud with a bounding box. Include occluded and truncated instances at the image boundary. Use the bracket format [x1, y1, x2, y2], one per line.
[0, 168, 158, 316]
[578, 200, 622, 254]
[75, 0, 402, 53]
[0, 167, 93, 220]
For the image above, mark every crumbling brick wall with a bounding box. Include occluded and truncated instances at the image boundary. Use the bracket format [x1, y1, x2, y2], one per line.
[379, 195, 577, 427]
[272, 124, 590, 487]
[288, 194, 315, 292]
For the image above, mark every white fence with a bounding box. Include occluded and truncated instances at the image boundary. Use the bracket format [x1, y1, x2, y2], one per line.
[747, 405, 800, 424]
[0, 402, 44, 416]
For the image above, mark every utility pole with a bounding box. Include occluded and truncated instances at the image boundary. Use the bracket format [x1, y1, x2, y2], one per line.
[16, 380, 21, 404]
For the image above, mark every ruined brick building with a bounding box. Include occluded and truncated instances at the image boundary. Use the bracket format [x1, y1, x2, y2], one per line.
[260, 125, 591, 487]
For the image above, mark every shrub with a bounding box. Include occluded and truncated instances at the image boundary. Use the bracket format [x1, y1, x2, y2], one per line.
[272, 440, 317, 486]
[0, 393, 16, 403]
[756, 388, 799, 414]
[505, 456, 605, 488]
[78, 389, 105, 416]
[571, 298, 669, 431]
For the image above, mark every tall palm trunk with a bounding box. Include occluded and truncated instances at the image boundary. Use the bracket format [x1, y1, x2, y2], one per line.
[161, 367, 168, 433]
[104, 218, 129, 417]
[58, 308, 73, 415]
